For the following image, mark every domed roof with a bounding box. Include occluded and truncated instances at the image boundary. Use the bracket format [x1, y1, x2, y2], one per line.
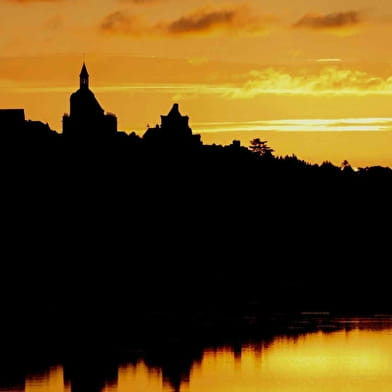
[70, 87, 104, 117]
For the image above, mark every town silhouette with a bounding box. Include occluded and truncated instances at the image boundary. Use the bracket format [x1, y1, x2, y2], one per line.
[0, 62, 391, 392]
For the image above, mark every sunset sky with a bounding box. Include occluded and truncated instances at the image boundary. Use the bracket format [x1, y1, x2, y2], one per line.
[1, 0, 392, 167]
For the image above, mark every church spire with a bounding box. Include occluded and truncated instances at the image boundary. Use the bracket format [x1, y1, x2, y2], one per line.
[79, 62, 89, 89]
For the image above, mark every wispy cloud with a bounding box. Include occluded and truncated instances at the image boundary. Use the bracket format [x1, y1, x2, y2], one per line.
[227, 67, 392, 98]
[99, 11, 146, 36]
[315, 59, 342, 63]
[4, 0, 63, 3]
[6, 67, 392, 100]
[118, 0, 163, 4]
[165, 5, 265, 35]
[293, 11, 364, 35]
[100, 5, 273, 37]
[1, 83, 231, 95]
[193, 118, 392, 133]
[44, 14, 64, 30]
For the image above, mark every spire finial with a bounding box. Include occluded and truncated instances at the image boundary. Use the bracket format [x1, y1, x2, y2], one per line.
[80, 62, 89, 89]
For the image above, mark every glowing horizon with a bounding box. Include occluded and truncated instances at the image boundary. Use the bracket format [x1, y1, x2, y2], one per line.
[2, 0, 392, 166]
[192, 117, 392, 133]
[6, 66, 392, 98]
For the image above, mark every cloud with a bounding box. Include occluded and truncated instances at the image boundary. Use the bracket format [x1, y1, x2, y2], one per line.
[293, 11, 363, 35]
[100, 11, 146, 36]
[100, 5, 272, 37]
[192, 118, 392, 133]
[315, 59, 342, 63]
[187, 57, 209, 65]
[4, 0, 62, 3]
[68, 67, 392, 99]
[45, 15, 64, 30]
[227, 67, 392, 98]
[118, 0, 162, 4]
[7, 67, 392, 110]
[166, 5, 264, 35]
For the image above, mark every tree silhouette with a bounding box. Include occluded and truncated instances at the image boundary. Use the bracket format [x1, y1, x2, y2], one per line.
[342, 160, 350, 168]
[249, 138, 274, 158]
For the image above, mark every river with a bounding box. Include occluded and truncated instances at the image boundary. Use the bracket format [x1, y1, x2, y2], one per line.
[2, 316, 392, 392]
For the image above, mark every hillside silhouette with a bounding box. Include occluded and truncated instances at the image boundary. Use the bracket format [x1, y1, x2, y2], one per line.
[0, 64, 391, 356]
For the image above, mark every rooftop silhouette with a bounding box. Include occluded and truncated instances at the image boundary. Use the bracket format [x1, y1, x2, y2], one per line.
[0, 109, 25, 130]
[143, 102, 201, 148]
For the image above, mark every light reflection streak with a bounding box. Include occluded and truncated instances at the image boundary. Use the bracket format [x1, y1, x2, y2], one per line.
[192, 118, 392, 133]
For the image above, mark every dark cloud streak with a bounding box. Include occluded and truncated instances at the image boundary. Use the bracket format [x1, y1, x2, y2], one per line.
[167, 8, 237, 34]
[294, 11, 363, 30]
[100, 10, 144, 36]
[100, 5, 269, 37]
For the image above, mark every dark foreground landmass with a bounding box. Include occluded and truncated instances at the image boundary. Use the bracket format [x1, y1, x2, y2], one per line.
[0, 121, 391, 356]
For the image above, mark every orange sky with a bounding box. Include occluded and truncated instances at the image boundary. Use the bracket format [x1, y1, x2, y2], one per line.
[1, 0, 392, 167]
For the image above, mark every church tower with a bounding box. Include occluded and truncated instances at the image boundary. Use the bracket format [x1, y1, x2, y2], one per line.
[62, 63, 117, 137]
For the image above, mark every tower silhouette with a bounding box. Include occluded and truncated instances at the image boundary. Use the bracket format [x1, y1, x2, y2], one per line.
[80, 63, 89, 89]
[62, 63, 117, 138]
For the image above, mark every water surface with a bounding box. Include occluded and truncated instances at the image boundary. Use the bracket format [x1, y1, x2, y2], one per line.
[3, 317, 392, 392]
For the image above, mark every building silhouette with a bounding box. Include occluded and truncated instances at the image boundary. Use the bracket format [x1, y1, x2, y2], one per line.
[0, 109, 25, 130]
[143, 103, 201, 147]
[0, 108, 54, 138]
[62, 63, 117, 138]
[161, 103, 192, 135]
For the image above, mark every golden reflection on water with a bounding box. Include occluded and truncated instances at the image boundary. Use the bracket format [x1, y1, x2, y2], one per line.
[191, 329, 392, 392]
[25, 367, 70, 392]
[103, 363, 163, 392]
[120, 328, 392, 392]
[16, 324, 392, 392]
